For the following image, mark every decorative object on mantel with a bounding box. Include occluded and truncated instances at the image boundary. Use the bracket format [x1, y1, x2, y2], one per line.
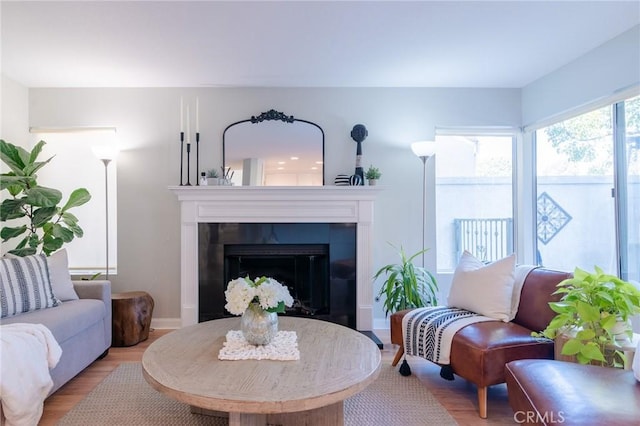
[206, 168, 219, 185]
[223, 109, 325, 186]
[334, 174, 351, 186]
[218, 329, 300, 360]
[365, 165, 381, 185]
[224, 276, 294, 345]
[350, 124, 368, 186]
[334, 174, 363, 186]
[178, 97, 200, 186]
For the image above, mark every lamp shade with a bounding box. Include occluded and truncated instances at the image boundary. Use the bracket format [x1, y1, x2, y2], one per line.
[92, 145, 119, 161]
[411, 141, 436, 158]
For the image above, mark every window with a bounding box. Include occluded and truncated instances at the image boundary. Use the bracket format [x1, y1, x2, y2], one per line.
[534, 95, 639, 281]
[30, 129, 117, 275]
[435, 134, 514, 272]
[619, 96, 640, 283]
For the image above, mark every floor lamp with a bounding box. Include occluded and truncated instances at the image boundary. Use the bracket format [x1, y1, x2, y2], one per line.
[92, 146, 118, 281]
[411, 141, 436, 268]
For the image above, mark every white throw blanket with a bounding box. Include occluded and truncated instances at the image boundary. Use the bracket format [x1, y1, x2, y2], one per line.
[0, 323, 62, 426]
[403, 306, 494, 365]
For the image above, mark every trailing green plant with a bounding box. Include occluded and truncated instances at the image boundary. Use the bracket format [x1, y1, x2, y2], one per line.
[533, 265, 640, 367]
[374, 244, 438, 317]
[0, 139, 91, 256]
[365, 165, 381, 180]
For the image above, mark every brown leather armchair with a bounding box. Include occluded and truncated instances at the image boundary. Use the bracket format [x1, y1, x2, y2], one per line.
[390, 268, 572, 418]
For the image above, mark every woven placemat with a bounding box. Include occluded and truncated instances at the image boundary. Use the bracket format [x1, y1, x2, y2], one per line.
[218, 330, 299, 361]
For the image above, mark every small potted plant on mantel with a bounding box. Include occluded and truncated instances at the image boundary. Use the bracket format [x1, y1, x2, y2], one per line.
[206, 169, 219, 185]
[534, 266, 640, 368]
[365, 165, 381, 185]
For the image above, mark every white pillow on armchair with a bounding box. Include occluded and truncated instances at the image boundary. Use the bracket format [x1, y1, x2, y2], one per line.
[447, 251, 516, 322]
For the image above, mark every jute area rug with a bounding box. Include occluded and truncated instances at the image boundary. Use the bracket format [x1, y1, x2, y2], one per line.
[57, 362, 458, 425]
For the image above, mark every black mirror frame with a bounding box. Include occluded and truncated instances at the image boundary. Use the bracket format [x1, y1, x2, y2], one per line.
[222, 109, 325, 186]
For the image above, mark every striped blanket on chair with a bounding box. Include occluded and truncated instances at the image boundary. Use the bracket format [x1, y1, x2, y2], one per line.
[402, 306, 495, 365]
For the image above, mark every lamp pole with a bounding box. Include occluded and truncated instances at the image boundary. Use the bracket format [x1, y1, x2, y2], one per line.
[101, 158, 111, 281]
[411, 141, 436, 268]
[419, 155, 428, 268]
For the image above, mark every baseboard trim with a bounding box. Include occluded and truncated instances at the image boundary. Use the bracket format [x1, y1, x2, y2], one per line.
[151, 318, 180, 329]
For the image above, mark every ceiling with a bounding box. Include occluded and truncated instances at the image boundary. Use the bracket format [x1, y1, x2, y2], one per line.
[2, 1, 639, 89]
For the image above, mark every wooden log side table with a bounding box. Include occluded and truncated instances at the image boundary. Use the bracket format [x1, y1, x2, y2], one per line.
[111, 291, 154, 347]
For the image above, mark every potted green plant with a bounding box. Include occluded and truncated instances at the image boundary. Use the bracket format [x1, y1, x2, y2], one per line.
[206, 169, 219, 185]
[365, 165, 381, 186]
[374, 244, 439, 318]
[0, 139, 91, 256]
[534, 265, 640, 368]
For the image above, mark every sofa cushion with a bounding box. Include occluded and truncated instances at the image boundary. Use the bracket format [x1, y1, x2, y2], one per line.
[0, 254, 60, 318]
[47, 249, 79, 301]
[0, 298, 106, 344]
[448, 251, 516, 322]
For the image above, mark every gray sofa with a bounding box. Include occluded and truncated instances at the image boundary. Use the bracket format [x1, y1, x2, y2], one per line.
[0, 280, 112, 395]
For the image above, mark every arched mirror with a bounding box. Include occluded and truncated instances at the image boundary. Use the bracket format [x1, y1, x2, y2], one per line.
[222, 109, 324, 186]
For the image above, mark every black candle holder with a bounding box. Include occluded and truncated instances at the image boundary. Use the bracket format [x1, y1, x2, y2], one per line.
[185, 143, 192, 186]
[179, 132, 184, 186]
[196, 132, 200, 186]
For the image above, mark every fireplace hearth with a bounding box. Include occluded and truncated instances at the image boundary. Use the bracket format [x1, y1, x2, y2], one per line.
[199, 223, 357, 328]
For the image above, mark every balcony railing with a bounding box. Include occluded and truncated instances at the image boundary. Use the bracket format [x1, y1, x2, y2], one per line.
[454, 218, 513, 263]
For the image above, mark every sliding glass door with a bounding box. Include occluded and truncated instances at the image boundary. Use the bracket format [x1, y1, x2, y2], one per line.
[620, 96, 640, 283]
[535, 95, 639, 281]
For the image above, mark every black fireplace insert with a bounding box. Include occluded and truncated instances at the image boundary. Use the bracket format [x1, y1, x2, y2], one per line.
[198, 223, 357, 328]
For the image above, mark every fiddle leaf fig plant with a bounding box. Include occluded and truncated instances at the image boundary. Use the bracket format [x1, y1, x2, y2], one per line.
[374, 244, 439, 317]
[534, 266, 640, 368]
[0, 139, 91, 256]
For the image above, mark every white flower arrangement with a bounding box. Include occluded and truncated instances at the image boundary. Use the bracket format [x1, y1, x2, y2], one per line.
[224, 276, 294, 316]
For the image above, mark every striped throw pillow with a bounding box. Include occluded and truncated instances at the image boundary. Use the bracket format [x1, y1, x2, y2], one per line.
[0, 254, 60, 318]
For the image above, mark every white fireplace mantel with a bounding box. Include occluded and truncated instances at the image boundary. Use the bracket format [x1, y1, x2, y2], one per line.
[170, 185, 383, 330]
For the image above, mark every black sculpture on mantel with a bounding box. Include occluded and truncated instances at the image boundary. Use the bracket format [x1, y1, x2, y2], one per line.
[351, 124, 368, 185]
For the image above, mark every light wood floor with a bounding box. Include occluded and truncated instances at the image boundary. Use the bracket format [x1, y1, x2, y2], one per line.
[40, 329, 516, 425]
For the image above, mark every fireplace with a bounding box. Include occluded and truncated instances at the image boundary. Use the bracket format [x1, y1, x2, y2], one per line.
[170, 186, 382, 331]
[199, 223, 356, 328]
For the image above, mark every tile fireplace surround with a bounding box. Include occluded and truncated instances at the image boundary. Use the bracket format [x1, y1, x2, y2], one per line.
[170, 185, 382, 331]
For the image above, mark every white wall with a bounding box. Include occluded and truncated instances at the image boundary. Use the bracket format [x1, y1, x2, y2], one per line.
[1, 75, 30, 254]
[27, 87, 521, 328]
[1, 74, 29, 147]
[522, 25, 640, 127]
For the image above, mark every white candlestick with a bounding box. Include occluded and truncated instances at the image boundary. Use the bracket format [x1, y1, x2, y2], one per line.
[180, 97, 184, 133]
[186, 105, 190, 143]
[196, 97, 200, 133]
